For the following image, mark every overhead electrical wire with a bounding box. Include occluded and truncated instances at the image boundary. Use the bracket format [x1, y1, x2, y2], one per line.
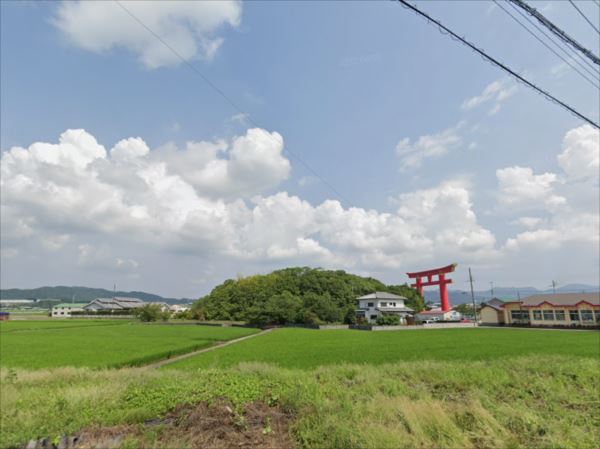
[568, 0, 600, 36]
[113, 0, 351, 205]
[493, 0, 599, 89]
[395, 0, 599, 129]
[506, 0, 599, 80]
[507, 0, 600, 65]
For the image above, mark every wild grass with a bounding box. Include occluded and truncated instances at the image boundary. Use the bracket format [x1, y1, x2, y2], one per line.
[165, 327, 600, 369]
[1, 356, 598, 449]
[0, 322, 257, 369]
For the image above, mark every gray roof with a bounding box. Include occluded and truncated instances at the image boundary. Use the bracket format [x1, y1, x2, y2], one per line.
[521, 292, 599, 307]
[357, 292, 407, 300]
[84, 297, 146, 310]
[376, 307, 413, 313]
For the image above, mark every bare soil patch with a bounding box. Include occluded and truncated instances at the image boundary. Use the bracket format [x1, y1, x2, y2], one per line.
[22, 400, 294, 449]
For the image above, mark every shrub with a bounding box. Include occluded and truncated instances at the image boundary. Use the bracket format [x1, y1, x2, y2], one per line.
[375, 313, 400, 326]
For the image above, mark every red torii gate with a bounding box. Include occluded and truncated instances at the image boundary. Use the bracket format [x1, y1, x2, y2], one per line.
[407, 263, 457, 312]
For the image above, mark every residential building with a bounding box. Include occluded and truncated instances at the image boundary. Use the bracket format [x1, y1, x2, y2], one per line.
[51, 303, 87, 318]
[83, 297, 146, 312]
[480, 293, 599, 327]
[479, 298, 522, 325]
[415, 309, 462, 322]
[169, 304, 191, 313]
[356, 292, 413, 324]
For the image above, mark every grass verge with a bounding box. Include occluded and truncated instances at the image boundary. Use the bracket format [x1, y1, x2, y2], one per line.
[1, 355, 598, 449]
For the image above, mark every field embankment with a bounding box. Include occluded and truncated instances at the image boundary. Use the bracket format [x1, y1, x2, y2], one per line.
[1, 356, 598, 449]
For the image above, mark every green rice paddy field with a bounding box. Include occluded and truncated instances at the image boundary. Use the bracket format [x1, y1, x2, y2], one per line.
[166, 327, 600, 370]
[1, 323, 599, 449]
[0, 320, 258, 369]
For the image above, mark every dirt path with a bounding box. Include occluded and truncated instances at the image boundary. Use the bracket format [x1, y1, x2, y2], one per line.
[146, 328, 273, 369]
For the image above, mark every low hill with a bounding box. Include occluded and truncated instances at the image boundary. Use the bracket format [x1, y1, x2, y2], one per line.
[193, 267, 424, 325]
[0, 286, 190, 304]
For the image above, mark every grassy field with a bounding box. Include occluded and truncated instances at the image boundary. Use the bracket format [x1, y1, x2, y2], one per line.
[166, 327, 600, 370]
[0, 321, 258, 369]
[1, 356, 598, 449]
[0, 319, 131, 332]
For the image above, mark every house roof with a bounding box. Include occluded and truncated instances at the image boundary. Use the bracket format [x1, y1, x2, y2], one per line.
[416, 310, 454, 315]
[357, 292, 407, 300]
[53, 303, 88, 309]
[521, 292, 599, 307]
[84, 297, 146, 310]
[481, 302, 504, 311]
[376, 306, 414, 313]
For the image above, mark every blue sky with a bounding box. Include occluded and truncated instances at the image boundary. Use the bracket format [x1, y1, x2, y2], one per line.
[1, 1, 599, 297]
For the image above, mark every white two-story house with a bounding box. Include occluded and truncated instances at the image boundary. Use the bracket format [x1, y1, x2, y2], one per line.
[356, 292, 414, 324]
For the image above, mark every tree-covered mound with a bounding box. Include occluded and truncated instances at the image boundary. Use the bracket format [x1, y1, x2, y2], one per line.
[193, 267, 424, 325]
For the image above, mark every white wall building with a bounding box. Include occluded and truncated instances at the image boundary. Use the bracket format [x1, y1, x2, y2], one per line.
[51, 303, 87, 317]
[356, 292, 413, 324]
[415, 309, 462, 322]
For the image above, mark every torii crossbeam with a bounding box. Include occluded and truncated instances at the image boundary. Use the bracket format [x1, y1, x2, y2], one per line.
[407, 263, 457, 312]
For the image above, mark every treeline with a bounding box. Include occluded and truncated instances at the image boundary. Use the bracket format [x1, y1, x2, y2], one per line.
[192, 267, 424, 326]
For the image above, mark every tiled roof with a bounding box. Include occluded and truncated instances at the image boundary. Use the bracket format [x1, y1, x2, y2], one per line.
[357, 292, 407, 300]
[521, 292, 599, 307]
[53, 303, 88, 309]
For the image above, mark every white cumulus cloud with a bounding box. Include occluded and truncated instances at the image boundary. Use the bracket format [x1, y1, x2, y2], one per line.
[53, 1, 242, 68]
[395, 123, 464, 171]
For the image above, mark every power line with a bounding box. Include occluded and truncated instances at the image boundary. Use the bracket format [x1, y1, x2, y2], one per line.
[114, 0, 351, 205]
[396, 0, 600, 129]
[508, 0, 600, 65]
[493, 0, 599, 89]
[568, 0, 600, 36]
[506, 0, 599, 78]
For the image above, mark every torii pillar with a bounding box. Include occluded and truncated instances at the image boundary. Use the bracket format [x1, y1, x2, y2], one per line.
[407, 263, 457, 312]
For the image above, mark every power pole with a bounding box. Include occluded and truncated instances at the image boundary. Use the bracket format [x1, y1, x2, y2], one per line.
[551, 280, 557, 294]
[113, 283, 116, 299]
[490, 281, 494, 298]
[469, 268, 478, 326]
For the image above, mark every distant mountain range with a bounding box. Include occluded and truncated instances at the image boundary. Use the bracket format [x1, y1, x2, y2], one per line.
[0, 286, 192, 304]
[2, 283, 597, 307]
[424, 284, 600, 305]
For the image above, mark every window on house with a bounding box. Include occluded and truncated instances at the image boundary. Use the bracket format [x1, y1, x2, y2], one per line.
[569, 310, 580, 322]
[380, 302, 387, 307]
[542, 310, 554, 320]
[533, 310, 542, 320]
[580, 310, 594, 321]
[367, 302, 374, 307]
[554, 310, 565, 321]
[595, 310, 600, 323]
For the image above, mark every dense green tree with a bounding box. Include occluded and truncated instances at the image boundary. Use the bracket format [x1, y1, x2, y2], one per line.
[134, 304, 164, 322]
[193, 267, 422, 325]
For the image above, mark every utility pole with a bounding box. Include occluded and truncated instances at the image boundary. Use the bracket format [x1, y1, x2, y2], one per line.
[551, 280, 557, 294]
[469, 268, 478, 326]
[113, 283, 116, 299]
[490, 281, 494, 299]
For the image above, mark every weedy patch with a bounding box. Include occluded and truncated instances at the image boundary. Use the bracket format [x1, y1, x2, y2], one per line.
[20, 400, 294, 449]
